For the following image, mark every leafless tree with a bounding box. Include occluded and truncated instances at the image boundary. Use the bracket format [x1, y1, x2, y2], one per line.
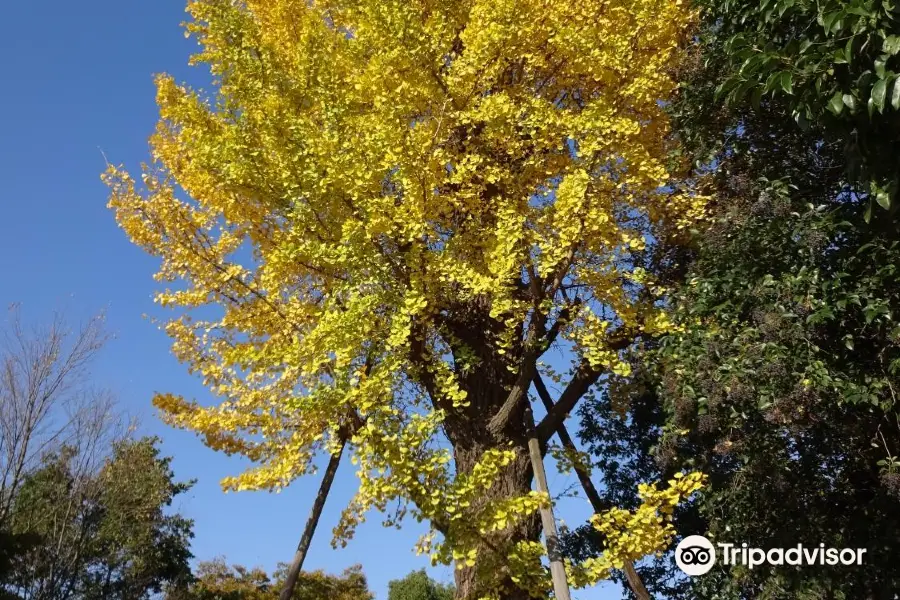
[0, 306, 120, 530]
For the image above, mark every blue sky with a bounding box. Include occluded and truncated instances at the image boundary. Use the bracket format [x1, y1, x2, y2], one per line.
[0, 3, 621, 598]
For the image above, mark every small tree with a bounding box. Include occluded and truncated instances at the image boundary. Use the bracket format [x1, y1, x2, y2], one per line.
[178, 560, 372, 600]
[0, 308, 114, 529]
[2, 437, 194, 599]
[388, 570, 455, 600]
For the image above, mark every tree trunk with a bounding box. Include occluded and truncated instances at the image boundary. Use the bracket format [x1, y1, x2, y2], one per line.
[436, 303, 546, 600]
[450, 441, 538, 600]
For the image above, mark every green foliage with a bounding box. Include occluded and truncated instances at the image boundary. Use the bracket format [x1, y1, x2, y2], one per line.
[561, 363, 701, 600]
[571, 190, 900, 598]
[569, 0, 900, 597]
[0, 532, 38, 592]
[679, 0, 900, 217]
[177, 560, 272, 600]
[174, 560, 373, 600]
[656, 1, 900, 589]
[1, 437, 194, 599]
[660, 191, 899, 419]
[387, 570, 455, 600]
[275, 564, 373, 600]
[653, 182, 900, 597]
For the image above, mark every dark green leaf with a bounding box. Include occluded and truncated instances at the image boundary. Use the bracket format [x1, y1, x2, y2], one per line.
[751, 86, 764, 109]
[827, 90, 845, 114]
[764, 71, 782, 94]
[846, 5, 873, 16]
[715, 77, 742, 101]
[872, 78, 888, 113]
[739, 53, 766, 77]
[823, 10, 844, 33]
[884, 35, 900, 56]
[730, 79, 757, 104]
[780, 71, 793, 94]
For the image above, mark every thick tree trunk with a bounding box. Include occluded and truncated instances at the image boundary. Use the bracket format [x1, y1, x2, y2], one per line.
[436, 301, 548, 600]
[450, 442, 538, 600]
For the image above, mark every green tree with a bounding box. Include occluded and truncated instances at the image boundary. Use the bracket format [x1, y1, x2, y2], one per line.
[677, 0, 900, 220]
[2, 437, 194, 600]
[387, 570, 455, 600]
[655, 188, 900, 599]
[273, 564, 372, 600]
[572, 198, 900, 599]
[568, 0, 900, 597]
[176, 560, 373, 600]
[561, 360, 701, 600]
[179, 560, 272, 600]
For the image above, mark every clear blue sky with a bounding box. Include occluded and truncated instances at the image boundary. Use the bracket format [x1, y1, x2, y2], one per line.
[0, 3, 620, 599]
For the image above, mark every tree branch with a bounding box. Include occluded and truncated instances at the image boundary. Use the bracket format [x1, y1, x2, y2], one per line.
[533, 362, 601, 444]
[486, 347, 539, 438]
[535, 328, 634, 443]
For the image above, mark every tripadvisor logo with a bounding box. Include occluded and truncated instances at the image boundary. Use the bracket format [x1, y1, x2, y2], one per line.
[675, 535, 867, 576]
[675, 535, 716, 576]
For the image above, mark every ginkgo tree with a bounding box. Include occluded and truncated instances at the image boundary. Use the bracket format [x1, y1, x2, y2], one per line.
[105, 0, 707, 598]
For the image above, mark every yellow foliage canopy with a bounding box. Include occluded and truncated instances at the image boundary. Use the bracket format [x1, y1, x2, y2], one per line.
[106, 0, 705, 593]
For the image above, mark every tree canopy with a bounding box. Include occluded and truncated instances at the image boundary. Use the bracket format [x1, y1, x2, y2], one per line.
[699, 0, 900, 217]
[567, 0, 900, 597]
[170, 560, 372, 600]
[1, 438, 194, 600]
[387, 569, 455, 600]
[105, 0, 708, 597]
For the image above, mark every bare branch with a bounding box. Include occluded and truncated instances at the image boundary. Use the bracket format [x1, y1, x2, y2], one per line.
[0, 307, 118, 527]
[534, 328, 635, 443]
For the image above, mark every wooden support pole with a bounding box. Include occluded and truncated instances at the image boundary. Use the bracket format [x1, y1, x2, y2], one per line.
[279, 439, 346, 600]
[525, 404, 573, 600]
[533, 374, 652, 600]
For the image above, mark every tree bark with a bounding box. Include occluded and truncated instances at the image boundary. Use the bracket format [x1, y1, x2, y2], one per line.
[279, 439, 345, 600]
[432, 299, 582, 600]
[441, 337, 537, 600]
[450, 442, 538, 600]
